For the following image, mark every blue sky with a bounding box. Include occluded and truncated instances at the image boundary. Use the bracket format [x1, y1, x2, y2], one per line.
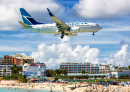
[0, 0, 130, 68]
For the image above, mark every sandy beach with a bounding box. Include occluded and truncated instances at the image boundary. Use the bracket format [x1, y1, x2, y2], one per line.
[0, 82, 130, 92]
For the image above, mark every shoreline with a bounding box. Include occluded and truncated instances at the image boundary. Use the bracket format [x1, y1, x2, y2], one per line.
[0, 83, 130, 92]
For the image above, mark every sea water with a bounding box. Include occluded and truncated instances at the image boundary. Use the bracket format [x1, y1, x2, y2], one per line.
[0, 87, 61, 92]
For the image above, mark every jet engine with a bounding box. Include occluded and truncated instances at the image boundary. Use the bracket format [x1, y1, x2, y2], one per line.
[70, 27, 80, 32]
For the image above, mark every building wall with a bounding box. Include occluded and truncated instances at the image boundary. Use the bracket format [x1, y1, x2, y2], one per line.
[109, 71, 130, 79]
[23, 63, 46, 78]
[1, 80, 18, 84]
[99, 64, 111, 73]
[3, 55, 14, 65]
[60, 63, 99, 73]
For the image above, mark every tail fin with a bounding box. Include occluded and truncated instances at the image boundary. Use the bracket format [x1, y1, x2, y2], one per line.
[19, 8, 44, 25]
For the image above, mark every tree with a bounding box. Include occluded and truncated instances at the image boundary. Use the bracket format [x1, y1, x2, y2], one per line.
[120, 75, 124, 79]
[24, 60, 27, 63]
[55, 69, 62, 76]
[46, 70, 55, 77]
[81, 70, 85, 75]
[125, 75, 129, 79]
[128, 65, 130, 70]
[62, 69, 67, 76]
[10, 65, 22, 76]
[3, 69, 6, 75]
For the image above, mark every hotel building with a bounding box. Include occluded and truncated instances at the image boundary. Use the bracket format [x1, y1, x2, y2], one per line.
[0, 54, 34, 76]
[23, 63, 46, 78]
[60, 63, 112, 74]
[0, 54, 34, 65]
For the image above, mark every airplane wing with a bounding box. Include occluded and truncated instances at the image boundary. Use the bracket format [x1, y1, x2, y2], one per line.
[47, 8, 70, 32]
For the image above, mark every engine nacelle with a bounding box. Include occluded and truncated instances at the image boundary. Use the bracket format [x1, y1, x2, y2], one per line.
[70, 27, 80, 32]
[67, 33, 77, 37]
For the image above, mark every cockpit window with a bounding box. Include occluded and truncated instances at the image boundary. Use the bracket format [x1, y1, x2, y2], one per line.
[96, 24, 99, 26]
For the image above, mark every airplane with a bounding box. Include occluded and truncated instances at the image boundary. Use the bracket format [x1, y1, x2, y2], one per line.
[19, 8, 103, 39]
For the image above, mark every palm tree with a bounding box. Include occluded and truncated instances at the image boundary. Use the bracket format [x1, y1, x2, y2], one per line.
[55, 69, 62, 76]
[62, 69, 68, 76]
[81, 70, 85, 75]
[3, 69, 6, 75]
[10, 65, 22, 76]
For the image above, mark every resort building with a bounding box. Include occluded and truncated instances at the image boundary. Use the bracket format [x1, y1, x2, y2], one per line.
[2, 55, 15, 65]
[60, 63, 99, 73]
[13, 54, 34, 65]
[0, 65, 23, 76]
[0, 58, 3, 65]
[60, 63, 112, 74]
[23, 63, 46, 78]
[109, 70, 130, 79]
[99, 64, 112, 73]
[0, 54, 34, 65]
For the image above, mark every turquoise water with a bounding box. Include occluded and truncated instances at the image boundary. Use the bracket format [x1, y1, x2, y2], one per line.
[0, 87, 60, 92]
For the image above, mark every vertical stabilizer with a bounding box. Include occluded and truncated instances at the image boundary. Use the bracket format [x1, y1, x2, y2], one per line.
[19, 8, 44, 25]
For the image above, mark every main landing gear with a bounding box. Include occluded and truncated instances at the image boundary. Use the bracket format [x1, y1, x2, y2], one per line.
[92, 32, 95, 36]
[61, 31, 64, 39]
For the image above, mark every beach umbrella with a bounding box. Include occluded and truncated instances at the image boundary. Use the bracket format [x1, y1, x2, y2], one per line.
[33, 79, 38, 81]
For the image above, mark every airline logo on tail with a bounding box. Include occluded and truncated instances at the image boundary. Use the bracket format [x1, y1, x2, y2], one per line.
[20, 8, 44, 25]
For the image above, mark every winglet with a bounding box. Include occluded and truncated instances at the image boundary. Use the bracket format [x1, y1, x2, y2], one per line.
[18, 21, 31, 27]
[47, 8, 54, 16]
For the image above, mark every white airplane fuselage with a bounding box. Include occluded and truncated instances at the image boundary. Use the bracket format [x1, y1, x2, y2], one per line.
[25, 22, 102, 34]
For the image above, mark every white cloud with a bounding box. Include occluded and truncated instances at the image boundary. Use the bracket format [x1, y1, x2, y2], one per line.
[73, 0, 130, 18]
[31, 37, 100, 69]
[31, 36, 130, 69]
[0, 0, 64, 30]
[106, 44, 130, 66]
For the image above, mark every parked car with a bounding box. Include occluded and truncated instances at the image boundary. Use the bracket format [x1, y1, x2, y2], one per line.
[51, 80, 56, 83]
[64, 81, 68, 83]
[109, 81, 118, 85]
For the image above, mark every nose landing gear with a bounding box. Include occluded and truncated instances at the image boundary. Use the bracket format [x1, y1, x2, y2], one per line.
[92, 32, 95, 36]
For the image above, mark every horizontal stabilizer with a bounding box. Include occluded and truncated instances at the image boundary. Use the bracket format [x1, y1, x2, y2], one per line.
[18, 21, 32, 27]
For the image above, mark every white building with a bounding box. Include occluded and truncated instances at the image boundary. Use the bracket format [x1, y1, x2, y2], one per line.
[109, 70, 130, 79]
[23, 63, 46, 78]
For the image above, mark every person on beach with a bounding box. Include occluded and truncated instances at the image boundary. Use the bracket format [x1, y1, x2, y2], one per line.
[127, 81, 130, 85]
[122, 81, 124, 86]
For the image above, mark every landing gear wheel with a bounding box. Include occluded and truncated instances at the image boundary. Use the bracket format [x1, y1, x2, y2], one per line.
[92, 32, 95, 36]
[61, 31, 64, 39]
[61, 35, 64, 39]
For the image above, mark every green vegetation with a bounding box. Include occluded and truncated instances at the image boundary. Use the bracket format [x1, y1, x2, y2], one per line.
[3, 69, 6, 75]
[65, 79, 130, 83]
[81, 70, 86, 75]
[2, 65, 27, 83]
[128, 65, 130, 70]
[46, 69, 68, 77]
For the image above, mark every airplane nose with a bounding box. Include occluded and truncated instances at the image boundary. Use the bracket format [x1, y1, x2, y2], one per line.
[100, 27, 103, 30]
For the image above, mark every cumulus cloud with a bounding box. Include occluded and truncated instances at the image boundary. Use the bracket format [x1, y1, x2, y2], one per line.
[106, 44, 130, 66]
[31, 36, 100, 69]
[31, 36, 130, 69]
[0, 0, 64, 30]
[73, 0, 130, 19]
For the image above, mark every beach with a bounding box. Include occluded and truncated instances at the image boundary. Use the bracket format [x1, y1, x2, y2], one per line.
[0, 82, 130, 92]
